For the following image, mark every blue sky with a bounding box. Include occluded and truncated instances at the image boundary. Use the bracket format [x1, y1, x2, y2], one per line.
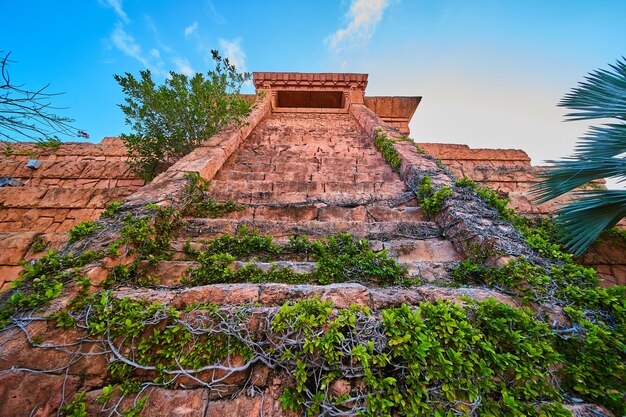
[2, 0, 625, 168]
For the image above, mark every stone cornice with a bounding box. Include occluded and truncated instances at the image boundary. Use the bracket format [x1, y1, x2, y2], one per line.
[253, 72, 368, 91]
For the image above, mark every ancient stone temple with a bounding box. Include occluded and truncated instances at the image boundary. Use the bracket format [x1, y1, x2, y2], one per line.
[0, 72, 623, 416]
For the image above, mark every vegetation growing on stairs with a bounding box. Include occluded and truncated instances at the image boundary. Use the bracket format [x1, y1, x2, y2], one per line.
[417, 176, 452, 218]
[180, 172, 245, 218]
[184, 228, 410, 286]
[373, 129, 402, 172]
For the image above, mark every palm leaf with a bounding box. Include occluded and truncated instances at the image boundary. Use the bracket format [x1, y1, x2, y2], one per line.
[573, 123, 626, 158]
[552, 190, 626, 255]
[533, 157, 626, 203]
[560, 58, 626, 121]
[533, 57, 626, 254]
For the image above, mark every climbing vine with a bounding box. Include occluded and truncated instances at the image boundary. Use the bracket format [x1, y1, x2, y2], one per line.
[184, 229, 409, 286]
[417, 176, 452, 218]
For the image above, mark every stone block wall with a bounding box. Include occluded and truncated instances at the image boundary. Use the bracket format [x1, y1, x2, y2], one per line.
[0, 138, 144, 290]
[418, 142, 624, 285]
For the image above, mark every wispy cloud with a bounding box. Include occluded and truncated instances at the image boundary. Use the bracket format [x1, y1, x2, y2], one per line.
[326, 0, 391, 52]
[206, 1, 225, 24]
[184, 22, 198, 37]
[173, 57, 194, 76]
[99, 0, 130, 24]
[110, 22, 165, 76]
[145, 15, 173, 53]
[218, 38, 247, 72]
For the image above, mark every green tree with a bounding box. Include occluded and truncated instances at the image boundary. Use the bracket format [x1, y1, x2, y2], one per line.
[115, 50, 252, 182]
[533, 58, 626, 255]
[0, 51, 87, 143]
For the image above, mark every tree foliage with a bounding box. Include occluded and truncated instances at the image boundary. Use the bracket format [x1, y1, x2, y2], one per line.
[533, 58, 626, 255]
[115, 50, 252, 182]
[0, 51, 86, 143]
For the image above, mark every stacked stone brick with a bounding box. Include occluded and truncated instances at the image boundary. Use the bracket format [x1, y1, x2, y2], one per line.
[0, 138, 144, 290]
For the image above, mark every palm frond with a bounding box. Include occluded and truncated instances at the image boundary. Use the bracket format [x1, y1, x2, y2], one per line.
[534, 58, 626, 254]
[573, 123, 626, 158]
[533, 157, 626, 203]
[559, 57, 626, 121]
[552, 190, 626, 255]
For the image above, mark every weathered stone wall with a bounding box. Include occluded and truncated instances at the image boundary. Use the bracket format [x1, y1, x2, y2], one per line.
[417, 142, 625, 285]
[419, 143, 570, 215]
[0, 138, 144, 290]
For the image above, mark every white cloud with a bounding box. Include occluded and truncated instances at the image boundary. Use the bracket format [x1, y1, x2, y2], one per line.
[326, 0, 390, 52]
[150, 48, 160, 59]
[110, 22, 165, 76]
[173, 57, 194, 76]
[100, 0, 130, 24]
[144, 15, 173, 53]
[218, 38, 247, 72]
[184, 22, 198, 37]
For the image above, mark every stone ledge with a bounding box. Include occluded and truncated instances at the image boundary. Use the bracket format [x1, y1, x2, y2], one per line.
[111, 283, 518, 311]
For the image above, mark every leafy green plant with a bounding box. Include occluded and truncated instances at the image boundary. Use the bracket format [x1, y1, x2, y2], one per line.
[115, 50, 253, 181]
[271, 298, 568, 417]
[417, 176, 452, 218]
[60, 391, 87, 417]
[29, 234, 48, 253]
[180, 173, 245, 218]
[456, 176, 513, 219]
[185, 231, 408, 286]
[68, 220, 103, 242]
[373, 129, 402, 171]
[119, 205, 179, 263]
[533, 58, 626, 255]
[34, 137, 62, 151]
[0, 250, 102, 328]
[450, 213, 625, 414]
[102, 201, 123, 217]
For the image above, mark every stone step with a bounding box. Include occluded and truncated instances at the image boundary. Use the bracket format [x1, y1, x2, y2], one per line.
[178, 218, 442, 241]
[185, 203, 424, 224]
[170, 235, 456, 262]
[207, 179, 408, 196]
[205, 190, 415, 206]
[382, 239, 461, 263]
[111, 283, 517, 311]
[212, 171, 401, 183]
[140, 259, 456, 287]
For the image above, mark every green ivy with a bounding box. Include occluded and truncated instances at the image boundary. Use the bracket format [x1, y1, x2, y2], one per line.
[29, 234, 48, 253]
[60, 391, 87, 417]
[68, 220, 103, 242]
[185, 232, 408, 286]
[451, 209, 625, 414]
[417, 176, 452, 218]
[455, 176, 514, 220]
[84, 294, 253, 387]
[373, 129, 402, 172]
[102, 201, 123, 217]
[0, 250, 102, 328]
[180, 172, 245, 218]
[118, 204, 179, 263]
[272, 298, 568, 417]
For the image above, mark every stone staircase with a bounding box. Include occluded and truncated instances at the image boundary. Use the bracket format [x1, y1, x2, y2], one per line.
[146, 112, 461, 287]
